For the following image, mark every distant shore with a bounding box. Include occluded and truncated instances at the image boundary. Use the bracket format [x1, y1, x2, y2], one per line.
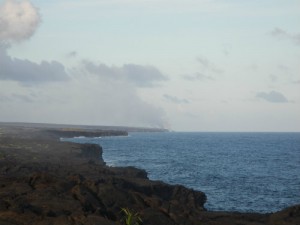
[0, 123, 299, 225]
[0, 122, 169, 133]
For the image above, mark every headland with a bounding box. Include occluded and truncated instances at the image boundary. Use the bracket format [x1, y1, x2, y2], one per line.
[0, 122, 299, 225]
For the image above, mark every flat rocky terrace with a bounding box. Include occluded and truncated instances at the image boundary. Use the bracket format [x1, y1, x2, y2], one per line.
[0, 124, 299, 225]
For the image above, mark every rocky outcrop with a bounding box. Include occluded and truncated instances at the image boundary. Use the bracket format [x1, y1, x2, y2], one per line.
[0, 124, 128, 140]
[0, 127, 207, 225]
[79, 143, 105, 165]
[0, 125, 299, 225]
[0, 155, 207, 225]
[268, 204, 300, 225]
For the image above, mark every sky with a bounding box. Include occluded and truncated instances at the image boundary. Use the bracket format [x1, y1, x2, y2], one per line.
[0, 0, 299, 131]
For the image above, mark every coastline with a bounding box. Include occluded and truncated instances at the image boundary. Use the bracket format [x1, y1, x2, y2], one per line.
[0, 123, 299, 225]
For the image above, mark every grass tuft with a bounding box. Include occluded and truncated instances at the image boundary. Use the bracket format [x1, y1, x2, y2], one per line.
[121, 208, 143, 225]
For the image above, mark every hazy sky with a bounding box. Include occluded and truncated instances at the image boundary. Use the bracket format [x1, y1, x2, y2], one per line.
[0, 0, 299, 131]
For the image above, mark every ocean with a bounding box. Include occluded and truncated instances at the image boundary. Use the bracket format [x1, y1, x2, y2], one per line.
[64, 132, 300, 213]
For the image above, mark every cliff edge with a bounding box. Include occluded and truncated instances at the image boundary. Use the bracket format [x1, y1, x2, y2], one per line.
[0, 124, 299, 225]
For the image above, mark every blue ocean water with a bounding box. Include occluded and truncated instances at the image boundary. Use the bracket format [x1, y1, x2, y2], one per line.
[65, 132, 300, 213]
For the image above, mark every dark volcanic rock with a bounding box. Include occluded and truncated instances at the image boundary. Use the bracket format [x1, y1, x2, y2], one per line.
[79, 143, 105, 165]
[0, 125, 207, 225]
[269, 204, 300, 225]
[110, 166, 148, 179]
[45, 129, 128, 139]
[0, 124, 299, 225]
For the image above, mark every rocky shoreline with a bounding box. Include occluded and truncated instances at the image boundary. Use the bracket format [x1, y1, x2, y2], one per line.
[0, 124, 299, 225]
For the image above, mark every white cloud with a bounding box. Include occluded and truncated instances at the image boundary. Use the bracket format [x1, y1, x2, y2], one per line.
[0, 77, 168, 128]
[163, 94, 189, 104]
[0, 0, 41, 42]
[0, 53, 169, 128]
[256, 91, 289, 103]
[182, 72, 214, 81]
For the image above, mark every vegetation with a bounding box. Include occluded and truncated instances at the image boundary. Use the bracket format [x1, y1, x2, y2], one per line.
[121, 208, 143, 225]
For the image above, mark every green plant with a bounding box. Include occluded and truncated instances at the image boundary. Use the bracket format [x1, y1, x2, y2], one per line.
[121, 208, 142, 225]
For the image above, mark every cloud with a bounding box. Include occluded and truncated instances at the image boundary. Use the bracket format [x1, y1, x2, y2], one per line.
[270, 27, 288, 38]
[0, 54, 169, 128]
[277, 64, 290, 72]
[163, 94, 189, 104]
[181, 57, 221, 82]
[0, 78, 169, 129]
[0, 84, 45, 105]
[269, 27, 300, 46]
[0, 1, 56, 83]
[183, 112, 199, 118]
[292, 80, 300, 84]
[0, 93, 11, 102]
[182, 72, 214, 81]
[82, 60, 168, 87]
[269, 74, 277, 82]
[256, 91, 288, 103]
[0, 46, 69, 83]
[197, 56, 223, 74]
[10, 93, 33, 102]
[66, 51, 77, 58]
[0, 0, 41, 42]
[0, 0, 169, 128]
[0, 1, 169, 129]
[222, 43, 231, 56]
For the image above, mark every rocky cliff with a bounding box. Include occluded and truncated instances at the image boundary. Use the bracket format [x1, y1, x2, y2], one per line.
[0, 125, 299, 225]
